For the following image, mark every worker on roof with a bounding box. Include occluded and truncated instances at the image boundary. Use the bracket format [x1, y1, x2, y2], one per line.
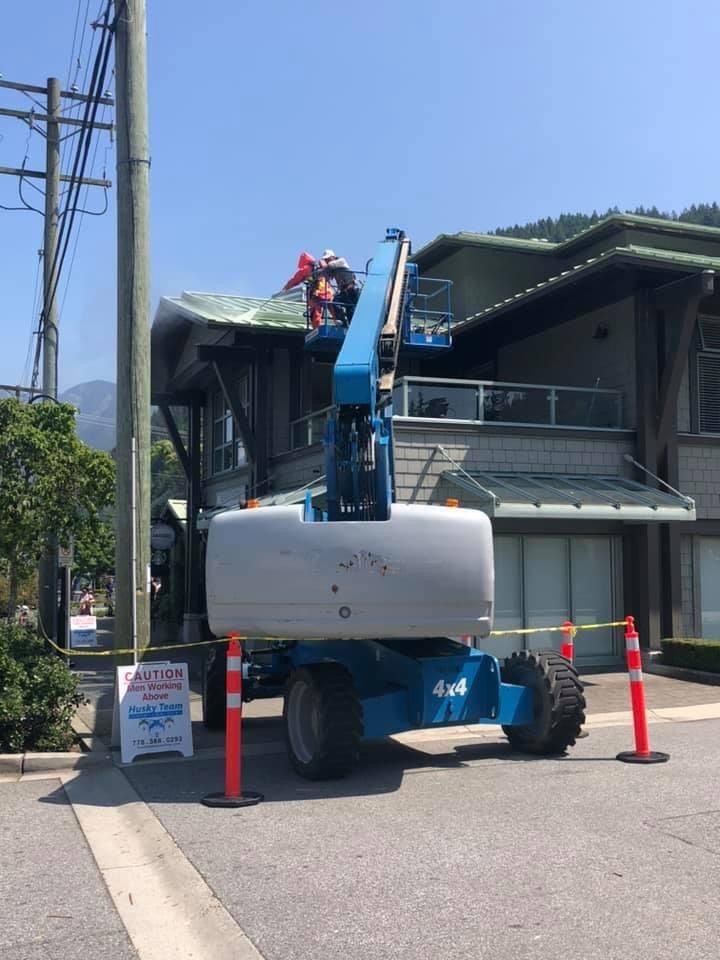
[318, 249, 360, 328]
[281, 252, 335, 330]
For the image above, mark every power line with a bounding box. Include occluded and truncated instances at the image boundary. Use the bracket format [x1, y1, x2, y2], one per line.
[65, 1, 84, 90]
[20, 247, 44, 386]
[40, 2, 112, 319]
[30, 0, 115, 391]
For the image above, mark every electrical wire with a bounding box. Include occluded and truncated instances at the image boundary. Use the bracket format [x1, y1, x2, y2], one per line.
[20, 248, 44, 387]
[32, 0, 114, 391]
[60, 0, 95, 176]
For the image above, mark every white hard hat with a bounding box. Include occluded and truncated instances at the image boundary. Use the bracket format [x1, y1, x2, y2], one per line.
[321, 249, 336, 260]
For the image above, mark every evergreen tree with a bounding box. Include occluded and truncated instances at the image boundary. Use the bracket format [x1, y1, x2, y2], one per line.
[492, 202, 720, 240]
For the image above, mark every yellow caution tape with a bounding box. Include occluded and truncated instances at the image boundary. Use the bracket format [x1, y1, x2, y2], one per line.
[42, 633, 238, 658]
[40, 618, 630, 658]
[489, 620, 628, 638]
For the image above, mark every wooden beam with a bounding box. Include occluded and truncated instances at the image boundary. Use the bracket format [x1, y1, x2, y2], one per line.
[196, 344, 255, 363]
[157, 402, 191, 483]
[212, 360, 257, 465]
[0, 106, 114, 130]
[0, 165, 112, 188]
[185, 401, 204, 615]
[633, 288, 662, 648]
[655, 271, 715, 448]
[0, 78, 114, 105]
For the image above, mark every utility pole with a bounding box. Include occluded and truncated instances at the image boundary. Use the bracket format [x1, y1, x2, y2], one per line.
[114, 0, 151, 657]
[37, 78, 61, 640]
[42, 78, 60, 399]
[0, 77, 113, 641]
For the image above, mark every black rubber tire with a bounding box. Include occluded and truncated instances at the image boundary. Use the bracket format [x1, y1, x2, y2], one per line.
[501, 650, 586, 755]
[202, 645, 227, 730]
[283, 663, 363, 780]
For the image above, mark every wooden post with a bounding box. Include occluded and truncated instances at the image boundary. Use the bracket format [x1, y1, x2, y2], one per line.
[114, 0, 151, 656]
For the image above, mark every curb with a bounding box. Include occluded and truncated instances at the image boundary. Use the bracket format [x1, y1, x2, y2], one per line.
[0, 755, 23, 775]
[0, 744, 112, 776]
[644, 660, 720, 687]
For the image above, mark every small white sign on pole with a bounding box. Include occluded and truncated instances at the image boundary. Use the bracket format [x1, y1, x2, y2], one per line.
[58, 542, 74, 567]
[70, 615, 98, 647]
[116, 661, 194, 764]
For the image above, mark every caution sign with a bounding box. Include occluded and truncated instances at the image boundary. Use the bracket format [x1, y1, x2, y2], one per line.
[117, 661, 194, 764]
[70, 615, 97, 647]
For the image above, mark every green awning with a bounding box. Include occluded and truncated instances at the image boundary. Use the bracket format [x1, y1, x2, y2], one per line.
[444, 471, 696, 521]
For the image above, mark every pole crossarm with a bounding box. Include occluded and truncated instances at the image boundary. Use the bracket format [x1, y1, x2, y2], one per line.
[0, 78, 114, 106]
[0, 106, 114, 131]
[0, 165, 112, 188]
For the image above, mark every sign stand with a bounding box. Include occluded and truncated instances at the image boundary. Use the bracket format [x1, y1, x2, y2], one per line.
[116, 661, 194, 764]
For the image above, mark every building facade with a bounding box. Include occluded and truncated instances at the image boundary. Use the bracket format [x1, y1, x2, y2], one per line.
[151, 214, 720, 662]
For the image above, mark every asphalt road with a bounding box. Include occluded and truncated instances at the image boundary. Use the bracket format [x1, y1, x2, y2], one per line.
[123, 718, 720, 960]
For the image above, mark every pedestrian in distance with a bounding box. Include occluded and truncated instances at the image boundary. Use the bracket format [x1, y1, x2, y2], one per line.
[79, 588, 94, 616]
[281, 252, 336, 329]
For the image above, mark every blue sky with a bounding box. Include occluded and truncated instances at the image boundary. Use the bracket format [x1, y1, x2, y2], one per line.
[1, 0, 719, 391]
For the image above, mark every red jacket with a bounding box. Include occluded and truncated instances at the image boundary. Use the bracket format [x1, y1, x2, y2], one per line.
[283, 252, 316, 290]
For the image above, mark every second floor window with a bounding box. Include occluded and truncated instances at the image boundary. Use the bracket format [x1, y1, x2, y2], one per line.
[697, 316, 720, 434]
[212, 375, 250, 474]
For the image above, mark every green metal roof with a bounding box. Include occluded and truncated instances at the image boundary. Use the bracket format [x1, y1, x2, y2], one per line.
[457, 244, 720, 330]
[159, 291, 306, 333]
[414, 213, 720, 268]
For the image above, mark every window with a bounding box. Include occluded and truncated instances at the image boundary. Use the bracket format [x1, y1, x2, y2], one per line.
[699, 538, 720, 638]
[212, 374, 251, 475]
[697, 316, 720, 434]
[482, 535, 619, 663]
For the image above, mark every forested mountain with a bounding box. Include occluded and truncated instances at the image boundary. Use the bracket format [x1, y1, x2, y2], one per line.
[493, 203, 720, 243]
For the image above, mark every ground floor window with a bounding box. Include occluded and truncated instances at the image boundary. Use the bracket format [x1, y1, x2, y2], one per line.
[481, 534, 621, 663]
[698, 538, 720, 639]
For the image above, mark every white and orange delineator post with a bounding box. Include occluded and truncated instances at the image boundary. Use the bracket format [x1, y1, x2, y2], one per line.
[560, 621, 576, 662]
[202, 634, 264, 808]
[616, 616, 669, 765]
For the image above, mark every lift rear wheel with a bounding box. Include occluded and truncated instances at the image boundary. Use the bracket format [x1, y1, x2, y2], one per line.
[202, 645, 227, 730]
[501, 650, 585, 755]
[284, 663, 362, 780]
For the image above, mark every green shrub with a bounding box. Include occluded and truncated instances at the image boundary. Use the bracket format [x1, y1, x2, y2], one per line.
[0, 621, 84, 752]
[661, 638, 720, 673]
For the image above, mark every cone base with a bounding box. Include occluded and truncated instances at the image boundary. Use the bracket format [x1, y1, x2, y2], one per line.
[201, 790, 264, 808]
[616, 750, 669, 764]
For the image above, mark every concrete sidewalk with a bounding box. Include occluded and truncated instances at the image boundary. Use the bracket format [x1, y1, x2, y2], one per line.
[74, 661, 720, 756]
[0, 779, 137, 960]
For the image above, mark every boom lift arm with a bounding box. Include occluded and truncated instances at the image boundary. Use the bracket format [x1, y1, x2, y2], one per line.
[325, 228, 410, 522]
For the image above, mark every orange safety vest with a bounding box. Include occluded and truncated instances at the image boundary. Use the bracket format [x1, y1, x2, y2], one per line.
[308, 274, 333, 301]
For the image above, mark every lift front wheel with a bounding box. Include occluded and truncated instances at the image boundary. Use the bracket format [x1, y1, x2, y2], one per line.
[501, 650, 586, 755]
[283, 664, 362, 780]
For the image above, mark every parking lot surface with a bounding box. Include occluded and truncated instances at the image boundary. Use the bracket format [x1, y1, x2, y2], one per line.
[124, 717, 720, 960]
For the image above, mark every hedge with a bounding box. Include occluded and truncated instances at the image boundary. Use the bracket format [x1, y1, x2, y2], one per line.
[0, 621, 84, 752]
[661, 639, 720, 673]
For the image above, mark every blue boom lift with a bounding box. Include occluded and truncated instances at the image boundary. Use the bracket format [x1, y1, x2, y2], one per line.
[203, 229, 586, 779]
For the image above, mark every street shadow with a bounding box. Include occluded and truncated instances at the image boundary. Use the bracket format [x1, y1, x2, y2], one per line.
[38, 735, 550, 808]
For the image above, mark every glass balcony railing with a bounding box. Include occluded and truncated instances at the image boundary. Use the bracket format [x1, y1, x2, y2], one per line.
[392, 377, 624, 430]
[286, 379, 624, 452]
[289, 405, 334, 450]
